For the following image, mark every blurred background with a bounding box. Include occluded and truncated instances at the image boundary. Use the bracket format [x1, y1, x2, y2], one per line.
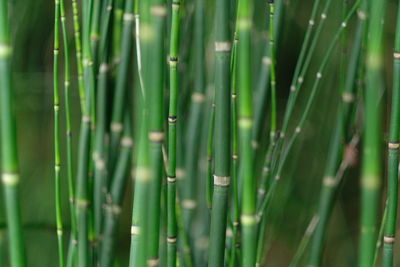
[1, 0, 399, 266]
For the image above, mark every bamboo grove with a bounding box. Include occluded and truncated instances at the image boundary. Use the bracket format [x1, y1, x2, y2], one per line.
[2, 0, 400, 265]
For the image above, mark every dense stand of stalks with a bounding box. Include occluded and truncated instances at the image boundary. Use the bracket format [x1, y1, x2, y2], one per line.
[2, 0, 400, 266]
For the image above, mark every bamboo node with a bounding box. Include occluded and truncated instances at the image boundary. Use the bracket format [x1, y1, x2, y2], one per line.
[121, 137, 133, 147]
[308, 20, 315, 26]
[167, 236, 177, 243]
[241, 214, 257, 225]
[252, 140, 259, 149]
[131, 225, 140, 235]
[262, 56, 272, 65]
[123, 13, 134, 21]
[394, 51, 400, 59]
[298, 77, 304, 83]
[99, 63, 109, 73]
[111, 122, 123, 133]
[135, 167, 151, 182]
[290, 85, 296, 92]
[192, 92, 205, 103]
[172, 1, 180, 7]
[341, 22, 347, 28]
[388, 142, 400, 149]
[182, 199, 197, 209]
[149, 131, 165, 142]
[357, 10, 366, 20]
[76, 199, 89, 208]
[57, 228, 63, 236]
[361, 175, 380, 189]
[258, 188, 266, 195]
[82, 115, 91, 123]
[233, 221, 239, 227]
[1, 172, 19, 186]
[237, 18, 252, 29]
[226, 228, 233, 237]
[232, 154, 238, 160]
[213, 175, 230, 186]
[295, 127, 301, 133]
[316, 72, 322, 79]
[167, 175, 176, 183]
[151, 5, 167, 17]
[168, 116, 177, 123]
[384, 235, 395, 244]
[147, 258, 160, 267]
[239, 117, 253, 128]
[323, 176, 336, 187]
[215, 41, 232, 52]
[95, 159, 105, 170]
[231, 93, 237, 99]
[321, 13, 327, 20]
[342, 92, 355, 103]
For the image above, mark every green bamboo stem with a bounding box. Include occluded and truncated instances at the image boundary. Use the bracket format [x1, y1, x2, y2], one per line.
[109, 0, 135, 178]
[360, 0, 385, 265]
[59, 0, 78, 265]
[374, 201, 387, 266]
[167, 0, 181, 264]
[112, 0, 125, 65]
[181, 0, 206, 249]
[236, 0, 256, 264]
[208, 0, 231, 264]
[307, 10, 366, 266]
[129, 110, 150, 267]
[206, 103, 215, 209]
[268, 0, 276, 141]
[0, 0, 26, 266]
[71, 0, 86, 114]
[76, 0, 96, 265]
[252, 0, 283, 146]
[100, 115, 132, 267]
[53, 0, 65, 266]
[382, 0, 400, 265]
[142, 0, 166, 263]
[93, 0, 114, 247]
[90, 0, 102, 67]
[229, 34, 240, 267]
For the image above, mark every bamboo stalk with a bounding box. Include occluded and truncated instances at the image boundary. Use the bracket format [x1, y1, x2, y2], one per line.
[167, 0, 181, 264]
[236, 0, 257, 264]
[53, 0, 65, 265]
[359, 0, 385, 264]
[382, 0, 400, 265]
[0, 0, 26, 266]
[208, 0, 231, 263]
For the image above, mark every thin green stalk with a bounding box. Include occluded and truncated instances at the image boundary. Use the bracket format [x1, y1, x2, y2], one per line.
[181, 0, 207, 247]
[229, 35, 240, 267]
[0, 0, 26, 266]
[268, 0, 276, 141]
[100, 115, 132, 267]
[208, 0, 231, 264]
[53, 0, 65, 266]
[142, 0, 166, 263]
[206, 103, 215, 209]
[236, 0, 256, 265]
[167, 0, 181, 265]
[93, 0, 114, 246]
[375, 201, 387, 266]
[109, 0, 135, 178]
[71, 0, 86, 114]
[59, 0, 78, 264]
[382, 0, 400, 265]
[360, 0, 385, 265]
[76, 0, 96, 265]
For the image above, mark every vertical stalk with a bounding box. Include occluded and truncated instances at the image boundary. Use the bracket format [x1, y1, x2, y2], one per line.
[59, 0, 78, 265]
[268, 0, 276, 141]
[382, 0, 400, 266]
[53, 0, 65, 266]
[0, 0, 26, 266]
[208, 0, 231, 264]
[360, 0, 385, 265]
[236, 0, 256, 265]
[167, 0, 181, 265]
[143, 0, 166, 264]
